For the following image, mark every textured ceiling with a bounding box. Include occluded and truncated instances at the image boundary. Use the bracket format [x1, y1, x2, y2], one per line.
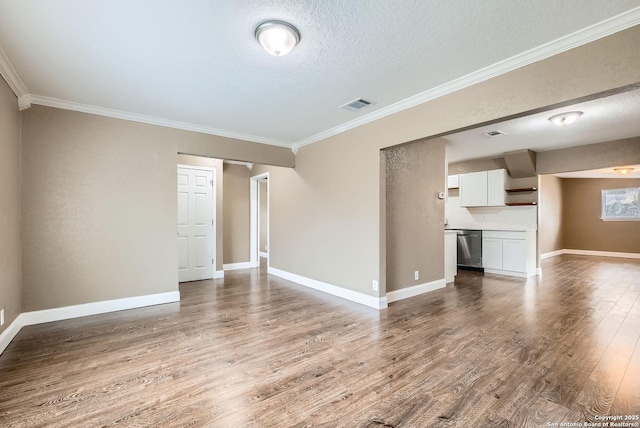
[445, 88, 640, 163]
[0, 1, 639, 149]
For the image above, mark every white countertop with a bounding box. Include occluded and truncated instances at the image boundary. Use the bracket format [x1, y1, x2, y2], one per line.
[445, 223, 537, 231]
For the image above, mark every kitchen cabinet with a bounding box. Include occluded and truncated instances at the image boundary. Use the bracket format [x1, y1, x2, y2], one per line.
[459, 169, 506, 207]
[460, 171, 488, 206]
[444, 231, 457, 283]
[482, 237, 503, 270]
[482, 230, 536, 277]
[487, 169, 506, 206]
[502, 239, 526, 272]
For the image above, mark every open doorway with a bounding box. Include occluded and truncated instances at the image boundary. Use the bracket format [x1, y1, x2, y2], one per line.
[250, 173, 269, 267]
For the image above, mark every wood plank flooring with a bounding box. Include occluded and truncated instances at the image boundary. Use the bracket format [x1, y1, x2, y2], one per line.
[1, 255, 639, 427]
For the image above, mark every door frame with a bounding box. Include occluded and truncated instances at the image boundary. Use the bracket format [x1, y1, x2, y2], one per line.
[177, 164, 217, 280]
[250, 172, 269, 267]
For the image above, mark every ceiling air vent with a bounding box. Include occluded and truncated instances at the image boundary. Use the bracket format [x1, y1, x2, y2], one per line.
[341, 98, 374, 112]
[485, 130, 506, 137]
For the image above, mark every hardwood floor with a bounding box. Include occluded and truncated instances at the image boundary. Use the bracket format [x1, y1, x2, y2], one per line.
[1, 255, 639, 427]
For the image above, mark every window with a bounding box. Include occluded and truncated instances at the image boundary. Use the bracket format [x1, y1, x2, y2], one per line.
[601, 187, 640, 220]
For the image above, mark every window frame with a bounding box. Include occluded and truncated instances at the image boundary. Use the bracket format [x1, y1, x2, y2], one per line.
[601, 187, 640, 221]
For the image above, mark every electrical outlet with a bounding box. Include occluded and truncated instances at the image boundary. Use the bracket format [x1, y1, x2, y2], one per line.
[0, 309, 4, 326]
[372, 280, 378, 291]
[414, 271, 419, 281]
[264, 245, 268, 251]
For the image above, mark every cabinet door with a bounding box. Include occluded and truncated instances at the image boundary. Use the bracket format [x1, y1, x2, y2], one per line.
[502, 239, 526, 272]
[460, 171, 487, 207]
[447, 174, 459, 189]
[482, 238, 503, 269]
[487, 169, 506, 206]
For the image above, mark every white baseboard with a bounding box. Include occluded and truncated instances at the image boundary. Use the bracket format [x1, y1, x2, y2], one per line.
[0, 315, 24, 355]
[540, 249, 565, 260]
[483, 268, 530, 278]
[386, 279, 446, 304]
[541, 249, 640, 260]
[563, 249, 640, 259]
[259, 252, 268, 258]
[536, 267, 543, 277]
[223, 261, 259, 271]
[268, 267, 388, 310]
[0, 291, 180, 355]
[214, 270, 225, 279]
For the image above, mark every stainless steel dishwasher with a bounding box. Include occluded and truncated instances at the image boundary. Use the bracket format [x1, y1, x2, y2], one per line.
[456, 230, 483, 270]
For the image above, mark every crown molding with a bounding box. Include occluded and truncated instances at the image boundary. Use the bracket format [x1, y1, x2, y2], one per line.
[27, 95, 294, 148]
[292, 6, 640, 151]
[0, 45, 28, 98]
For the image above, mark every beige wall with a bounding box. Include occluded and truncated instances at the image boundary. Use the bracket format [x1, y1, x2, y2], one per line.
[259, 180, 268, 254]
[21, 106, 178, 311]
[223, 164, 252, 264]
[448, 157, 507, 175]
[537, 138, 640, 174]
[260, 26, 640, 298]
[176, 154, 224, 272]
[538, 175, 564, 254]
[385, 139, 446, 291]
[0, 78, 21, 333]
[9, 25, 640, 314]
[20, 106, 292, 311]
[562, 178, 640, 254]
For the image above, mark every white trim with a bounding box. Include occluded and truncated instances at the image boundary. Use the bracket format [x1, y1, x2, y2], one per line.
[540, 249, 565, 260]
[536, 267, 543, 277]
[484, 268, 529, 278]
[0, 291, 180, 355]
[223, 261, 259, 271]
[268, 267, 388, 310]
[224, 160, 253, 170]
[28, 95, 293, 148]
[250, 172, 270, 269]
[20, 291, 180, 326]
[292, 7, 640, 150]
[0, 46, 28, 98]
[259, 252, 269, 258]
[386, 279, 446, 304]
[0, 314, 25, 355]
[18, 94, 32, 111]
[563, 249, 640, 259]
[214, 270, 225, 279]
[540, 249, 640, 260]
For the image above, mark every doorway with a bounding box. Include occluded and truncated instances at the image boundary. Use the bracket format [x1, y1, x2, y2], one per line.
[177, 165, 216, 282]
[250, 173, 269, 267]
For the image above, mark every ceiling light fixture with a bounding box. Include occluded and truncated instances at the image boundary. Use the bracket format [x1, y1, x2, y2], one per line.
[614, 167, 634, 175]
[255, 20, 300, 57]
[548, 111, 583, 126]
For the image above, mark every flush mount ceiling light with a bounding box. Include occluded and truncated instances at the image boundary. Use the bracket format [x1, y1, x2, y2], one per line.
[614, 167, 634, 175]
[255, 20, 300, 57]
[548, 111, 583, 126]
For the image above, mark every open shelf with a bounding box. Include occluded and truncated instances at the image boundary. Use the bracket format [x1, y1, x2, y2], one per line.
[505, 187, 537, 193]
[506, 202, 537, 206]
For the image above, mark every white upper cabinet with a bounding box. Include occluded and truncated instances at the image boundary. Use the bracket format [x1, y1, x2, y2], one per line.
[459, 171, 488, 207]
[487, 169, 506, 206]
[459, 169, 506, 207]
[447, 174, 459, 189]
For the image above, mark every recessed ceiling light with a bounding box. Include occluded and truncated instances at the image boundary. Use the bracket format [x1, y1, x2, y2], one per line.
[614, 167, 634, 175]
[254, 20, 300, 57]
[548, 111, 583, 126]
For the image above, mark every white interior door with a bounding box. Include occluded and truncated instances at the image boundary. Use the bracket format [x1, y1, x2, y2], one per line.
[177, 167, 215, 282]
